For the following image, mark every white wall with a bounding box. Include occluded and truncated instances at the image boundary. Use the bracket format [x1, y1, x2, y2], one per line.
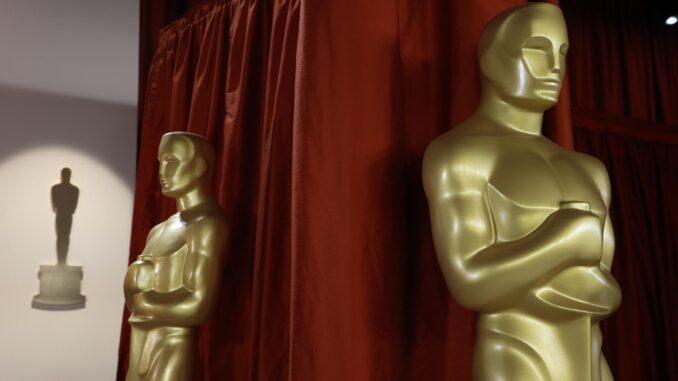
[0, 0, 139, 105]
[0, 1, 138, 380]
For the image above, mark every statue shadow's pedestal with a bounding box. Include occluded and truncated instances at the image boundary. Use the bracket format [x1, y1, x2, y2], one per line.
[32, 264, 86, 310]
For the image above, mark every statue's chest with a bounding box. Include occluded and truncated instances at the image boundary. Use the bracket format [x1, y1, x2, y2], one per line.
[487, 149, 605, 241]
[146, 220, 188, 292]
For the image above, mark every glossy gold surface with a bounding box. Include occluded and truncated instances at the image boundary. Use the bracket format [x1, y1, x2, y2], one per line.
[124, 132, 228, 381]
[422, 4, 620, 381]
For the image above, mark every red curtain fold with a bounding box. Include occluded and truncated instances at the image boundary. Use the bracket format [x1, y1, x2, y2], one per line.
[138, 0, 212, 128]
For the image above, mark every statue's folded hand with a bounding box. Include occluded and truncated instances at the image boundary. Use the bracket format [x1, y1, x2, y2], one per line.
[124, 258, 155, 294]
[546, 208, 603, 266]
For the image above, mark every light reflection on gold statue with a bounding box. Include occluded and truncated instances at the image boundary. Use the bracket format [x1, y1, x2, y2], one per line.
[422, 4, 621, 381]
[124, 132, 228, 381]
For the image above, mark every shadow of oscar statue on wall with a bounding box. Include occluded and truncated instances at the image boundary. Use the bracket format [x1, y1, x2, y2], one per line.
[32, 168, 86, 310]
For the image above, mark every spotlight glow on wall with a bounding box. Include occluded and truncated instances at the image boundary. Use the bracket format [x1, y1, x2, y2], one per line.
[666, 16, 678, 26]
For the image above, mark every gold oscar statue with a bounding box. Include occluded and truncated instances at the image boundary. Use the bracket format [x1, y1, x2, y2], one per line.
[124, 132, 228, 381]
[422, 4, 621, 381]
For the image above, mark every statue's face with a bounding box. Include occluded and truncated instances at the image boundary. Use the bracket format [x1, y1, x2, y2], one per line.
[157, 135, 204, 198]
[480, 5, 569, 111]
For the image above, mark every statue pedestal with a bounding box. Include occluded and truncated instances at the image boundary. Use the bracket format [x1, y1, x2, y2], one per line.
[32, 264, 86, 310]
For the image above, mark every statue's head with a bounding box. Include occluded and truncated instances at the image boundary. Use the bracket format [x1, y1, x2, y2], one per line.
[61, 167, 71, 183]
[478, 3, 568, 111]
[157, 132, 215, 198]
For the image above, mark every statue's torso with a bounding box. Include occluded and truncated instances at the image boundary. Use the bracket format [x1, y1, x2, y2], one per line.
[430, 128, 621, 380]
[140, 214, 188, 293]
[487, 136, 606, 237]
[124, 213, 191, 305]
[446, 132, 618, 318]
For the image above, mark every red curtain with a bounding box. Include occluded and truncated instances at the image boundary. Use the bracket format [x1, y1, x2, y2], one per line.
[119, 0, 572, 380]
[561, 1, 678, 379]
[571, 110, 678, 381]
[561, 0, 678, 126]
[137, 0, 211, 128]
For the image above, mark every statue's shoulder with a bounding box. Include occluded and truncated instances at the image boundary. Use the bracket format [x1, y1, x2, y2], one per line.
[144, 216, 175, 243]
[423, 126, 498, 173]
[423, 126, 497, 199]
[569, 150, 608, 176]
